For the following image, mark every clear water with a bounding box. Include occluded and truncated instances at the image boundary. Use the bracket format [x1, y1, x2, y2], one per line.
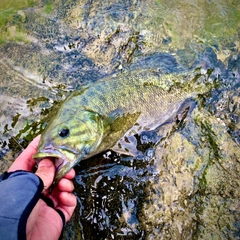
[0, 0, 239, 239]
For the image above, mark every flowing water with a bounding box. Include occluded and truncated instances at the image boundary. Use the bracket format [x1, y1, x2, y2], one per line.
[0, 0, 239, 239]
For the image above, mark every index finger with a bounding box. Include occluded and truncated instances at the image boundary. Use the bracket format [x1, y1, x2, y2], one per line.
[8, 135, 41, 172]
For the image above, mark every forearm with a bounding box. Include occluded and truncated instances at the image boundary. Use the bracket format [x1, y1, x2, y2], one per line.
[0, 171, 43, 240]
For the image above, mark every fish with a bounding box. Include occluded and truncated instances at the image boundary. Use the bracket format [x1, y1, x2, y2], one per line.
[33, 68, 217, 184]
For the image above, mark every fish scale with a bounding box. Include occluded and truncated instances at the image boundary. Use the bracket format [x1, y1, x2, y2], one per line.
[71, 76, 185, 122]
[33, 68, 216, 184]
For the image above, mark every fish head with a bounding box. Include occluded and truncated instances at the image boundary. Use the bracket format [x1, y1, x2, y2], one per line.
[33, 109, 104, 184]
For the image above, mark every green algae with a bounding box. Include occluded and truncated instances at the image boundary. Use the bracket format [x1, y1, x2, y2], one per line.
[0, 0, 36, 44]
[152, 0, 240, 48]
[139, 107, 240, 239]
[44, 1, 52, 14]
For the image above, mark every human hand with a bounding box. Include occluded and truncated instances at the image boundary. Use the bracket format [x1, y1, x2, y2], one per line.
[8, 135, 77, 240]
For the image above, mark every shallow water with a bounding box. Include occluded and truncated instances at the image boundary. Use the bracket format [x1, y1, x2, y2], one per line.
[0, 0, 239, 239]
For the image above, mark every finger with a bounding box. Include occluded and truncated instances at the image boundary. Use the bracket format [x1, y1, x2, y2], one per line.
[57, 205, 76, 223]
[44, 191, 76, 214]
[56, 192, 77, 222]
[8, 135, 41, 172]
[58, 192, 77, 208]
[35, 158, 56, 191]
[63, 168, 75, 180]
[49, 179, 74, 204]
[57, 178, 74, 192]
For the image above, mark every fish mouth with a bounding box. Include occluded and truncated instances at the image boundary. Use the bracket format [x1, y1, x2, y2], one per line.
[33, 149, 69, 173]
[33, 146, 80, 187]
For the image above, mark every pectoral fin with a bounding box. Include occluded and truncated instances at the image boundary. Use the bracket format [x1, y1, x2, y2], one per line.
[111, 135, 139, 156]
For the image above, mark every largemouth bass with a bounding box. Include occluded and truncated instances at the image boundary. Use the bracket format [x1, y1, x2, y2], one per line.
[33, 68, 216, 184]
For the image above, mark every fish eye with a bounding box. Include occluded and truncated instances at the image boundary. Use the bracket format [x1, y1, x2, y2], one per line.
[58, 128, 70, 138]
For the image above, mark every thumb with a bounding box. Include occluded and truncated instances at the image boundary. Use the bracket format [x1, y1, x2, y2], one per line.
[35, 159, 56, 190]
